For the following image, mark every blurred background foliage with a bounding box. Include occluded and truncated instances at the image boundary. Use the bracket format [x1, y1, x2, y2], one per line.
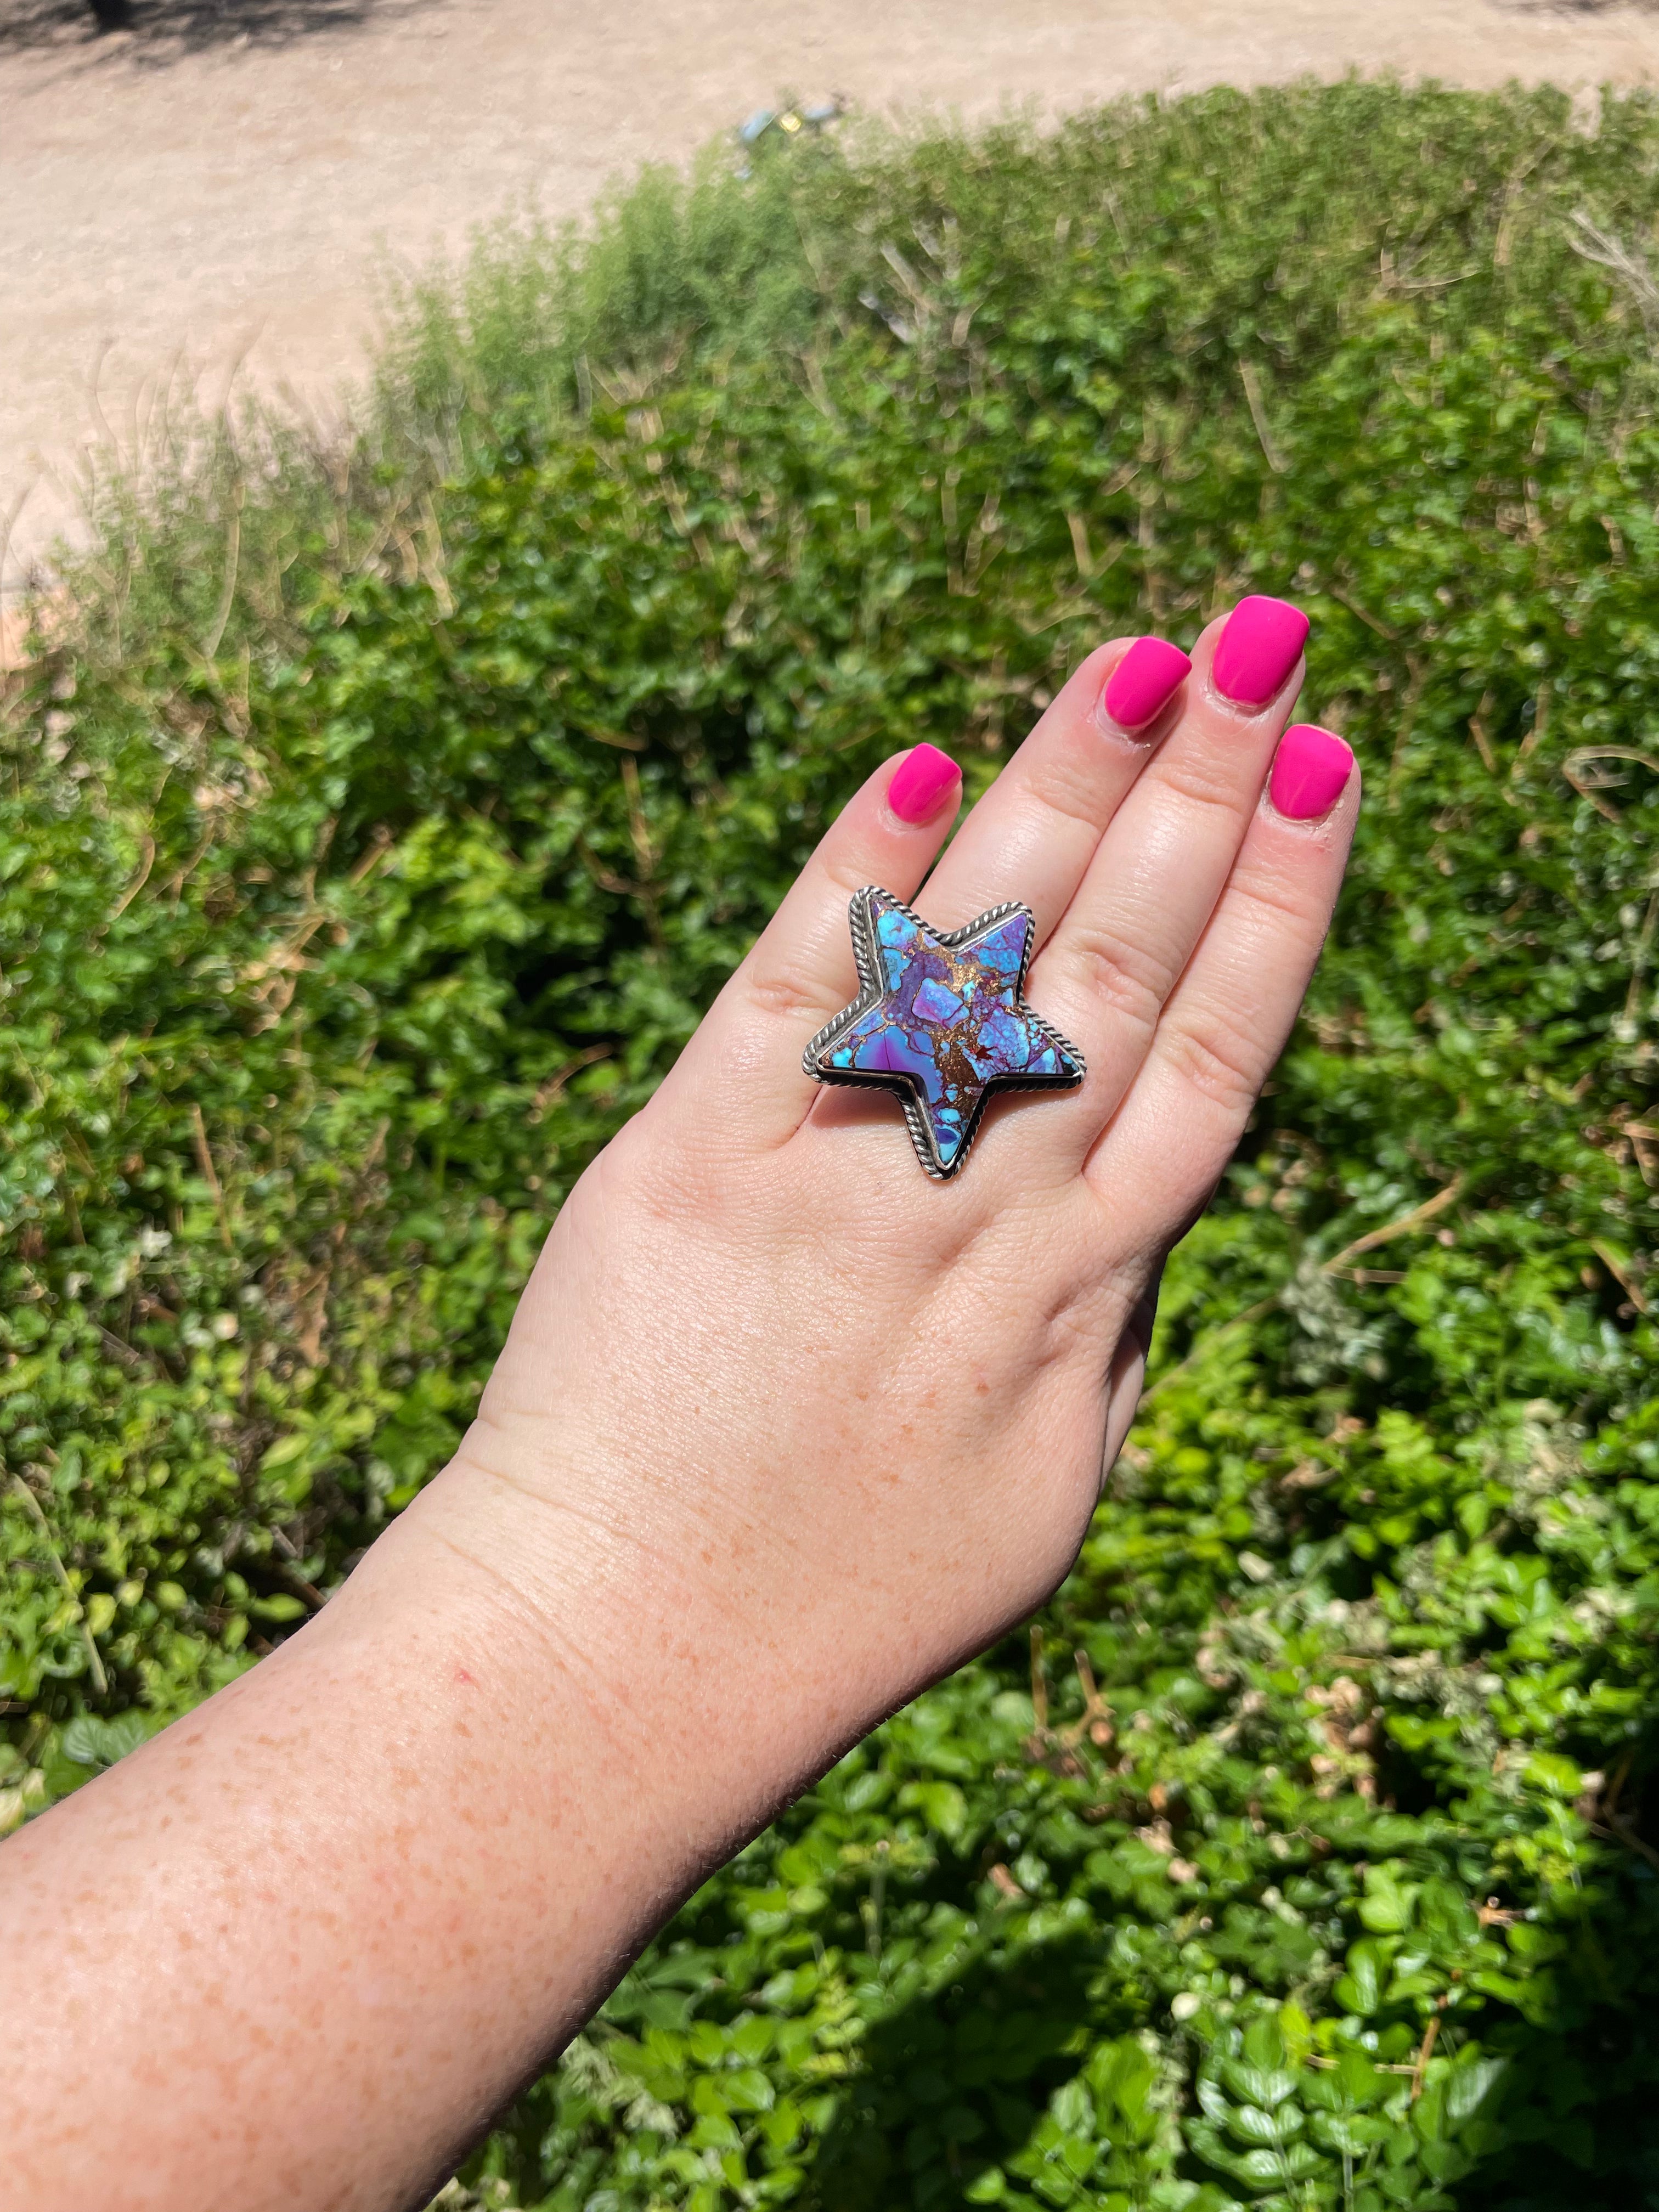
[5, 75, 1659, 2210]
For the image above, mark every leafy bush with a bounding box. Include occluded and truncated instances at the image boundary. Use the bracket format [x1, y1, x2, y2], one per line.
[6, 76, 1659, 2210]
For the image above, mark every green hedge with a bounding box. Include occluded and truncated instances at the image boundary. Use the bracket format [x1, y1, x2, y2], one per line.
[5, 77, 1659, 2210]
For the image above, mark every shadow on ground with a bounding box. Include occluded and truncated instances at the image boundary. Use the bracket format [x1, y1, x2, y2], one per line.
[788, 1747, 1659, 2210]
[0, 0, 430, 59]
[800, 1938, 1103, 2210]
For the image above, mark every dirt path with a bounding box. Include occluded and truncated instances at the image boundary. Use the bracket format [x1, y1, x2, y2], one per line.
[7, 0, 1659, 602]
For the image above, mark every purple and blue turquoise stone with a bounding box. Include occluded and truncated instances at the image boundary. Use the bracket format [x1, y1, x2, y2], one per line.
[814, 893, 1082, 1173]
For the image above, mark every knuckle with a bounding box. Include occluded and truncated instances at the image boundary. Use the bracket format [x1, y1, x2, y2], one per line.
[820, 852, 880, 904]
[1019, 753, 1119, 841]
[1225, 872, 1330, 951]
[1062, 920, 1173, 1038]
[743, 966, 845, 1028]
[1159, 1014, 1265, 1116]
[1151, 751, 1252, 822]
[609, 1113, 727, 1222]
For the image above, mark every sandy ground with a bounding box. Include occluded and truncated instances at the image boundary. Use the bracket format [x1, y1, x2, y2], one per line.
[7, 0, 1659, 611]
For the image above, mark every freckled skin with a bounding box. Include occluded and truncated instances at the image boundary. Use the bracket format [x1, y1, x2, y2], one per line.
[0, 619, 1354, 2212]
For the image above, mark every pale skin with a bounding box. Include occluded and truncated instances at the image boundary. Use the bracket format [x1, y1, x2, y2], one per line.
[0, 610, 1359, 2211]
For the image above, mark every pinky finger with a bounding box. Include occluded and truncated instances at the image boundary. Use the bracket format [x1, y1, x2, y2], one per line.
[1086, 725, 1359, 1204]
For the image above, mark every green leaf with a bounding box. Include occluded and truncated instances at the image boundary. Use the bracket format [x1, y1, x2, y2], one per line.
[963, 2170, 1008, 2204]
[1357, 1870, 1419, 1934]
[1232, 2148, 1296, 2188]
[259, 1432, 310, 1472]
[1334, 1941, 1387, 2017]
[1227, 2102, 1304, 2148]
[1219, 2062, 1298, 2112]
[904, 1779, 968, 1843]
[1522, 1753, 1584, 1801]
[1447, 2056, 1506, 2126]
[60, 1711, 148, 1771]
[1052, 2078, 1094, 2137]
[723, 2067, 775, 2115]
[248, 1593, 308, 1623]
[1336, 2049, 1387, 2107]
[1310, 2112, 1393, 2155]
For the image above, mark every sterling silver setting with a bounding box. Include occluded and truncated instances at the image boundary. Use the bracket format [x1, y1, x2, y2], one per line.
[803, 887, 1085, 1180]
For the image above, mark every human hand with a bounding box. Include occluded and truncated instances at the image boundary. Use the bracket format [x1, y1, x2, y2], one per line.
[4, 598, 1357, 2212]
[407, 595, 1357, 1815]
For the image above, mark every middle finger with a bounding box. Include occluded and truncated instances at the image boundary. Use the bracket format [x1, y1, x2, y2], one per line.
[1030, 594, 1311, 1154]
[910, 631, 1192, 942]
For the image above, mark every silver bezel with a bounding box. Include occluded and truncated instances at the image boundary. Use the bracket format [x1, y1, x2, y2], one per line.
[803, 886, 1086, 1180]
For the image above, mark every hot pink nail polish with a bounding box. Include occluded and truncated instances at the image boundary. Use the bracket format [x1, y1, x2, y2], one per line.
[1103, 636, 1191, 731]
[1212, 595, 1310, 708]
[887, 743, 961, 825]
[1269, 724, 1353, 820]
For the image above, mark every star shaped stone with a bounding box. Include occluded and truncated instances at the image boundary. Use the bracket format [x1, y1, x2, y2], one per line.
[804, 888, 1085, 1178]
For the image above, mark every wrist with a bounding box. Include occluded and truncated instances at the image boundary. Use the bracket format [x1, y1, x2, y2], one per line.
[362, 1442, 844, 1874]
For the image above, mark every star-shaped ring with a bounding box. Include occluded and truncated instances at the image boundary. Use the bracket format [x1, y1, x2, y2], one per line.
[803, 888, 1085, 1178]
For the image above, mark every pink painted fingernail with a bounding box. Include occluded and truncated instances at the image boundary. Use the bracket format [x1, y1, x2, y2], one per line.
[1269, 724, 1353, 820]
[1103, 636, 1191, 732]
[1212, 594, 1310, 708]
[887, 743, 961, 825]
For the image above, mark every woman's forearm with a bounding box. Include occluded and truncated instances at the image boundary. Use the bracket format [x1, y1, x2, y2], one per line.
[0, 1458, 824, 2212]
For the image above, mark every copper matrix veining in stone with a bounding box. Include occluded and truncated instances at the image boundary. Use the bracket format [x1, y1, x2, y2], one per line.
[804, 889, 1085, 1178]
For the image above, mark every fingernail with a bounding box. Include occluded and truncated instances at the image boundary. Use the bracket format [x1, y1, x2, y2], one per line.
[887, 743, 961, 825]
[1102, 636, 1191, 732]
[1212, 594, 1310, 708]
[1269, 724, 1354, 820]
